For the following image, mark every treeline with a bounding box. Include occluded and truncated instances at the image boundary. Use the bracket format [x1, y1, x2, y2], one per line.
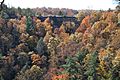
[0, 4, 79, 19]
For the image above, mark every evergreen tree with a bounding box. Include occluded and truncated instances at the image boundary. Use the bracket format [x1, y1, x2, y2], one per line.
[26, 16, 34, 34]
[84, 50, 98, 80]
[0, 49, 2, 59]
[36, 37, 48, 56]
[61, 49, 89, 80]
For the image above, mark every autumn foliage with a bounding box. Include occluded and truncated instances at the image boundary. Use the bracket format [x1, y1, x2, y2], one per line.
[0, 9, 120, 80]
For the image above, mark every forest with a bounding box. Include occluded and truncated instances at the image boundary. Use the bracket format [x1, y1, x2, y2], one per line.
[0, 1, 120, 80]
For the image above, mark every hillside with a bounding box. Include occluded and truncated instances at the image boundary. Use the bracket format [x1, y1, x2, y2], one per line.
[0, 7, 120, 80]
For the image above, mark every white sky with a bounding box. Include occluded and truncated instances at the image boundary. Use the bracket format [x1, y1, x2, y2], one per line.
[3, 0, 117, 10]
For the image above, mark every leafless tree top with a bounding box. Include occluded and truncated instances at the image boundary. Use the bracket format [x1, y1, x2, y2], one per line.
[0, 0, 5, 11]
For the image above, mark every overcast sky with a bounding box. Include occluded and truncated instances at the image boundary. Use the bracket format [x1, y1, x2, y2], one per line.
[3, 0, 117, 10]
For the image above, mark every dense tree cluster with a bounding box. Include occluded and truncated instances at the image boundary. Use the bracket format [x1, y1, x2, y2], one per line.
[0, 6, 120, 80]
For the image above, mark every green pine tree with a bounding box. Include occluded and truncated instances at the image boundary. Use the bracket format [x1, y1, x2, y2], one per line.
[61, 48, 89, 80]
[84, 50, 98, 80]
[26, 16, 34, 34]
[36, 37, 47, 56]
[0, 51, 2, 59]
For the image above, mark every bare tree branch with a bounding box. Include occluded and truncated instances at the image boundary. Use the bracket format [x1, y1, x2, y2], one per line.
[0, 0, 5, 11]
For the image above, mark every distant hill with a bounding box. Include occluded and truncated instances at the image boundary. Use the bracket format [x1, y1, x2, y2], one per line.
[32, 7, 78, 16]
